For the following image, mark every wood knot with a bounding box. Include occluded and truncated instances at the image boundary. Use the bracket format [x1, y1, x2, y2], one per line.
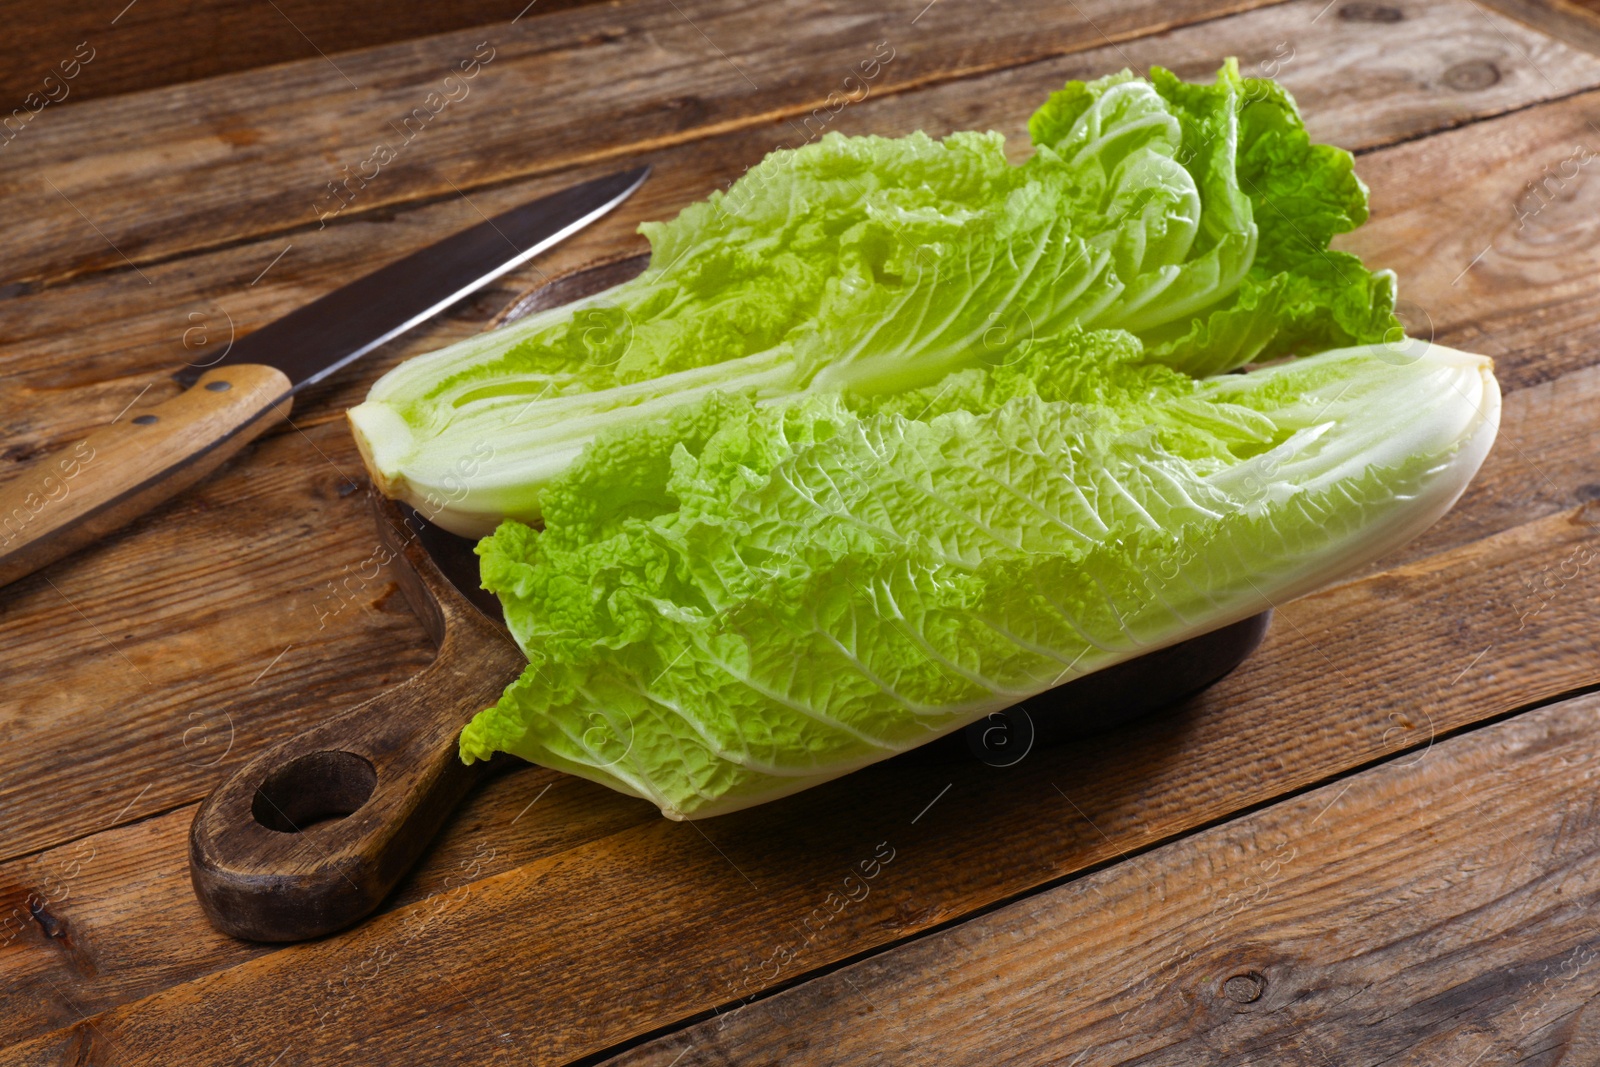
[1338, 3, 1404, 21]
[578, 27, 626, 47]
[1, 442, 47, 465]
[1223, 972, 1265, 1004]
[1443, 60, 1501, 92]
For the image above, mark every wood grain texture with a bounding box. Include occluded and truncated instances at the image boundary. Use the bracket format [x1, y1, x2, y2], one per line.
[0, 414, 441, 863]
[2, 0, 1598, 1061]
[0, 364, 291, 588]
[0, 0, 1284, 290]
[4, 498, 1599, 1063]
[187, 495, 525, 942]
[3, 0, 1589, 874]
[0, 354, 1593, 1049]
[0, 766, 646, 1049]
[605, 690, 1600, 1067]
[0, 0, 605, 107]
[7, 0, 1590, 297]
[4, 0, 1594, 462]
[1341, 86, 1600, 394]
[1479, 0, 1600, 58]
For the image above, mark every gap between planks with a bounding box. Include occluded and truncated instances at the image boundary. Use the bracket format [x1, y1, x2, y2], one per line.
[8, 0, 1599, 460]
[3, 4, 1600, 1062]
[5, 495, 1600, 1063]
[599, 687, 1600, 1066]
[1478, 0, 1600, 59]
[0, 0, 1289, 293]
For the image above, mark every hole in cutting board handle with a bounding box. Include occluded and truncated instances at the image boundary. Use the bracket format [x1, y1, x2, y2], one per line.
[251, 750, 378, 834]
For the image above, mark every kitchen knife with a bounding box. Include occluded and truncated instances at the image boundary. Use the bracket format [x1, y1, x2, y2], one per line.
[0, 165, 650, 589]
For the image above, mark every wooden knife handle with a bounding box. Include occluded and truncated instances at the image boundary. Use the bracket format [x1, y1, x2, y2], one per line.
[0, 364, 293, 587]
[188, 496, 525, 942]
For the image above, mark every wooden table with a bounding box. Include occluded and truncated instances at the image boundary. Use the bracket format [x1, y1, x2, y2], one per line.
[5, 0, 1600, 1062]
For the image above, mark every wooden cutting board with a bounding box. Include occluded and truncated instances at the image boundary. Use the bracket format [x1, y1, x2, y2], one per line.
[5, 0, 1600, 1063]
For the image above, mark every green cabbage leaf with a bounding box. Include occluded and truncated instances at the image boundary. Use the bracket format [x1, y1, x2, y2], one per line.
[345, 62, 1500, 819]
[460, 335, 1497, 818]
[348, 60, 1399, 537]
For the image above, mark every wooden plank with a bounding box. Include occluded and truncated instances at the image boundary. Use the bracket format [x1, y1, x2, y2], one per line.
[1479, 0, 1600, 58]
[4, 498, 1599, 1064]
[5, 0, 1596, 456]
[0, 0, 605, 107]
[602, 690, 1600, 1067]
[0, 351, 1594, 1050]
[7, 0, 1592, 296]
[0, 0, 1593, 870]
[3, 2, 1599, 1058]
[0, 416, 437, 856]
[1341, 85, 1600, 393]
[1, 0, 1599, 1040]
[0, 0, 1284, 290]
[0, 767, 648, 1048]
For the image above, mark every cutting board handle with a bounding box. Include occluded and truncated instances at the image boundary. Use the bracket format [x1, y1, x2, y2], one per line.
[188, 496, 524, 942]
[0, 364, 293, 588]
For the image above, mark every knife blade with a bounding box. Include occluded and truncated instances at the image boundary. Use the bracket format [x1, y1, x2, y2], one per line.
[188, 166, 650, 391]
[0, 166, 650, 590]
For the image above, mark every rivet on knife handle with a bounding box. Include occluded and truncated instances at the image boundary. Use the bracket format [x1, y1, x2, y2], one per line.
[0, 364, 292, 587]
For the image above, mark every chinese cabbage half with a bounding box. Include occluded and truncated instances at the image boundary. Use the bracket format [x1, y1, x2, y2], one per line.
[348, 63, 1500, 819]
